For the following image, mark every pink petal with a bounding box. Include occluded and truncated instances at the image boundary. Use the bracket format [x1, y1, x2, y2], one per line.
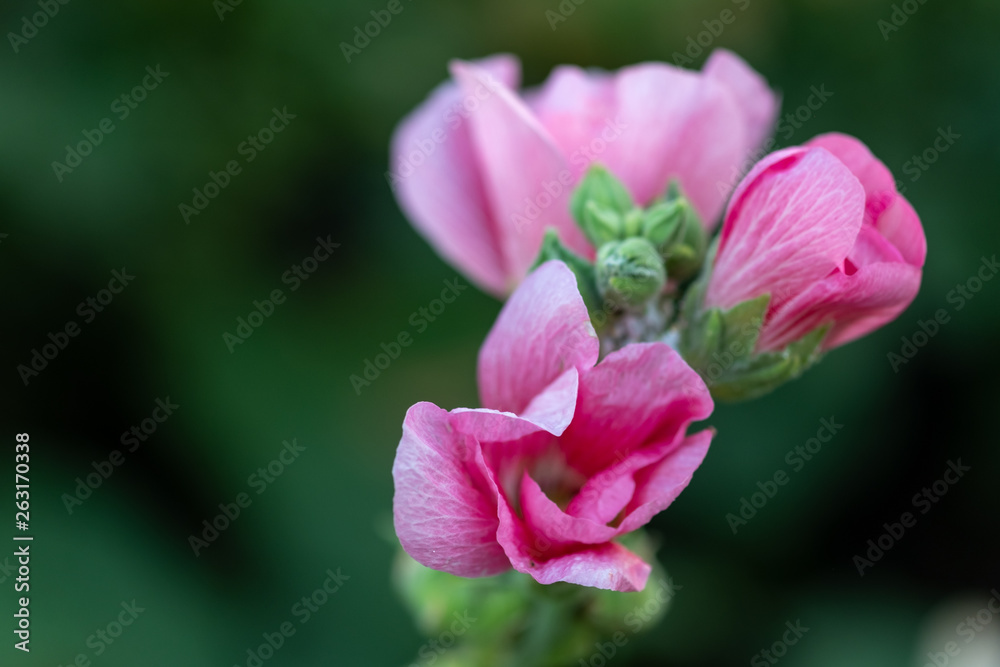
[806, 133, 896, 198]
[560, 343, 713, 479]
[617, 430, 714, 533]
[875, 193, 927, 268]
[520, 471, 618, 545]
[758, 261, 923, 351]
[390, 55, 520, 296]
[602, 63, 747, 225]
[450, 60, 591, 284]
[480, 417, 653, 592]
[392, 402, 510, 577]
[524, 542, 652, 592]
[704, 49, 780, 152]
[526, 65, 617, 183]
[806, 133, 926, 267]
[707, 147, 866, 311]
[478, 261, 598, 415]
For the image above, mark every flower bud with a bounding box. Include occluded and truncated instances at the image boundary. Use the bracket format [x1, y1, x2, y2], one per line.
[595, 237, 666, 307]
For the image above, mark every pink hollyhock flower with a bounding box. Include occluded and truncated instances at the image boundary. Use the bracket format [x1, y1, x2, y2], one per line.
[390, 50, 778, 296]
[392, 261, 714, 592]
[704, 133, 926, 352]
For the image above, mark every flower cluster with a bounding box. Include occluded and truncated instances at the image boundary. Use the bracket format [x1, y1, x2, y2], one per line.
[389, 51, 925, 591]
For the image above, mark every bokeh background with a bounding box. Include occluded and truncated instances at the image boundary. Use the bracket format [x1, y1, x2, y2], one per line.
[2, 0, 999, 665]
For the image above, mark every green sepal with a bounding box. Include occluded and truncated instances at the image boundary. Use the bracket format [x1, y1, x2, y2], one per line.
[708, 324, 829, 401]
[532, 228, 601, 314]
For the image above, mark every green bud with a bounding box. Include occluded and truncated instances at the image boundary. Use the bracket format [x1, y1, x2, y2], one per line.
[622, 207, 644, 238]
[641, 201, 685, 248]
[570, 164, 634, 230]
[580, 200, 623, 247]
[595, 237, 666, 307]
[664, 199, 708, 282]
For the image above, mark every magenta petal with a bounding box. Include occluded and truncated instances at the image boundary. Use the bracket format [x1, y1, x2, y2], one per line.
[617, 430, 714, 533]
[759, 261, 923, 351]
[567, 471, 636, 525]
[450, 60, 591, 283]
[707, 147, 866, 310]
[561, 343, 713, 478]
[875, 193, 927, 268]
[392, 402, 510, 577]
[390, 55, 520, 296]
[806, 133, 897, 199]
[478, 261, 599, 415]
[525, 542, 652, 592]
[704, 49, 780, 152]
[520, 471, 618, 545]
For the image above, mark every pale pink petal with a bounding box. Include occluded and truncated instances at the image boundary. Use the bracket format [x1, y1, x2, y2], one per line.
[659, 77, 749, 227]
[617, 430, 714, 533]
[560, 343, 713, 478]
[392, 402, 509, 577]
[450, 60, 591, 283]
[524, 542, 652, 592]
[600, 63, 701, 205]
[526, 65, 616, 182]
[478, 261, 598, 414]
[520, 471, 618, 545]
[453, 369, 579, 438]
[758, 261, 923, 351]
[390, 55, 520, 295]
[707, 147, 866, 310]
[704, 49, 780, 152]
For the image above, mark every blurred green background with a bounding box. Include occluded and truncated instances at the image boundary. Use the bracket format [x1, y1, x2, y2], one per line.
[2, 0, 999, 665]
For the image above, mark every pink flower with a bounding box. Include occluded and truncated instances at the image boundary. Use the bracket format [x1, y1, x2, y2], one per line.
[390, 51, 778, 296]
[705, 133, 927, 352]
[392, 261, 714, 592]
